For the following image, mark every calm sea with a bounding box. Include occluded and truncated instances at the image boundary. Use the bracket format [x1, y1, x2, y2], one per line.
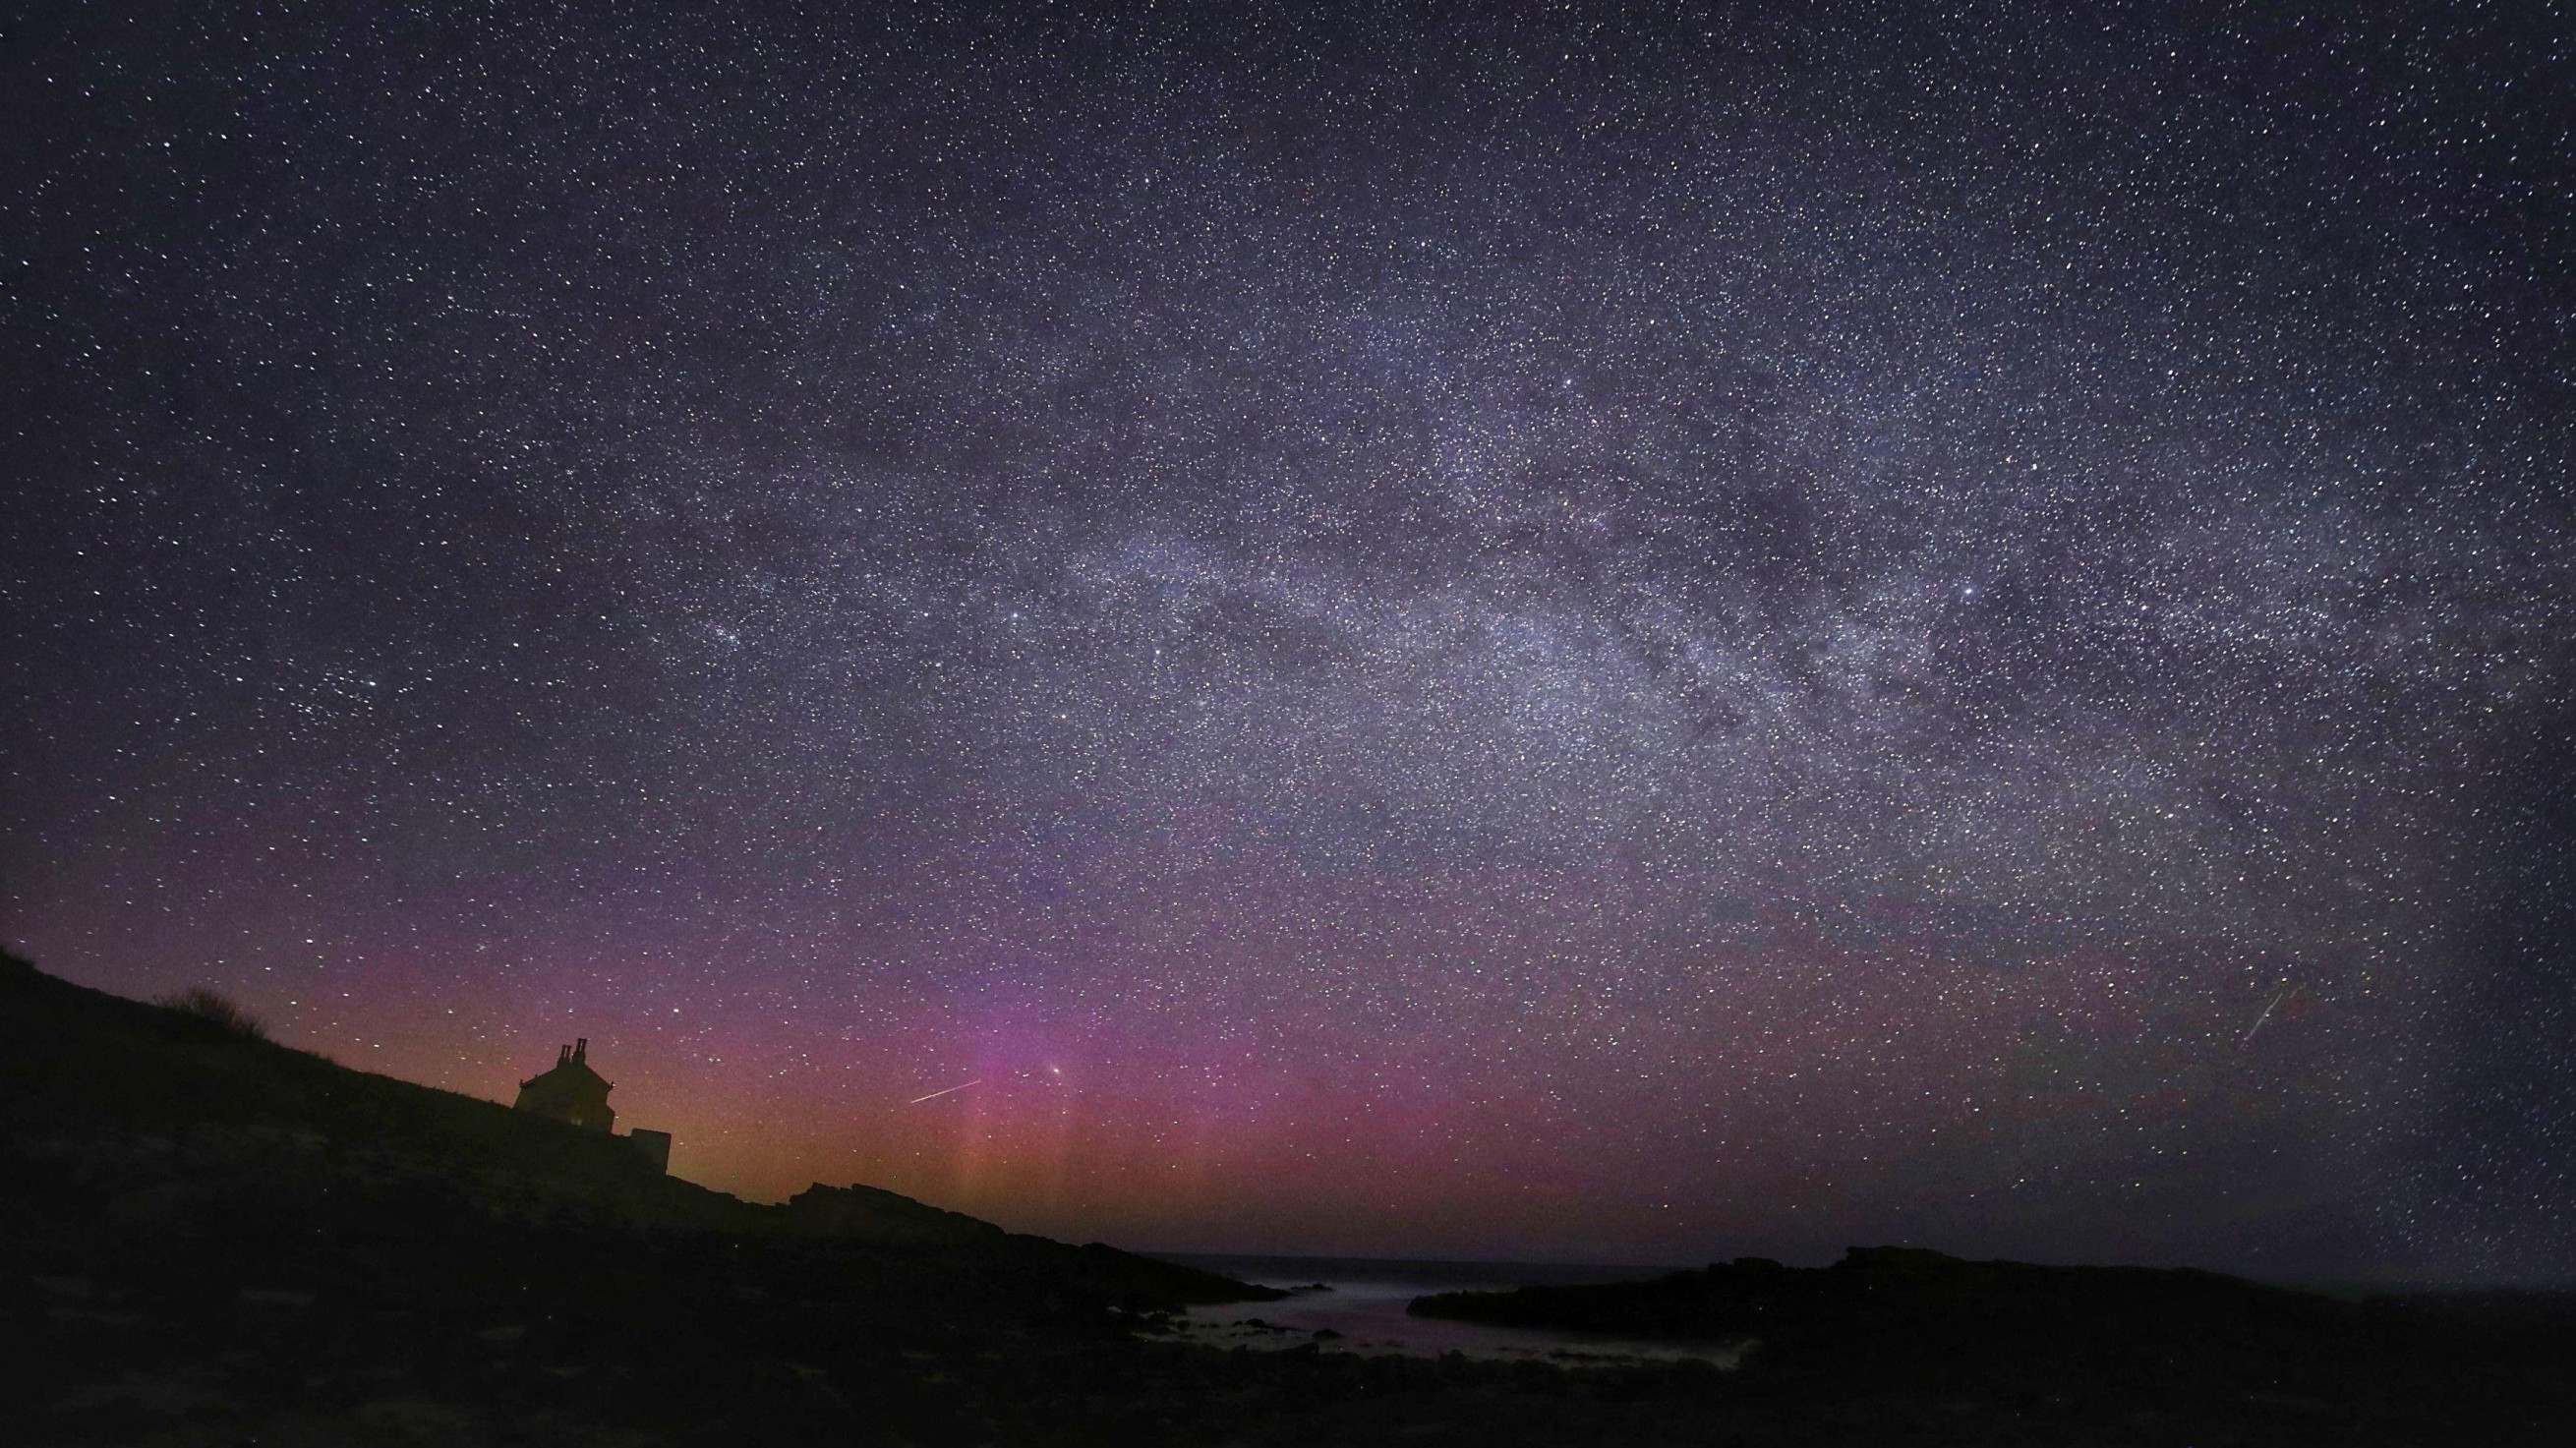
[1145, 1252, 1746, 1367]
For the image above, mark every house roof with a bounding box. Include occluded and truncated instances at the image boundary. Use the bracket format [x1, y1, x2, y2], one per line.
[519, 1057, 612, 1094]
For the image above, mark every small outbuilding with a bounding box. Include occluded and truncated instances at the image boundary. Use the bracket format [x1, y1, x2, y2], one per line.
[624, 1128, 673, 1173]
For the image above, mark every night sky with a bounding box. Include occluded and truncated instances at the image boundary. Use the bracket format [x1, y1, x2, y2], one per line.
[6, 3, 2570, 1282]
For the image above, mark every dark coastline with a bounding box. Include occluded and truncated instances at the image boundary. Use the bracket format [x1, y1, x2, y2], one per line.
[1154, 1251, 1683, 1292]
[8, 954, 2572, 1445]
[1411, 1247, 2576, 1400]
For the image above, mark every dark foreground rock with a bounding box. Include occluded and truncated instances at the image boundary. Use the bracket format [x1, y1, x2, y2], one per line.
[5, 951, 2572, 1445]
[1415, 1245, 2576, 1434]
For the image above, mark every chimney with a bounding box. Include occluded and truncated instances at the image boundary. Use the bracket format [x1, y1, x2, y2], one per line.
[574, 1038, 588, 1064]
[557, 1043, 569, 1064]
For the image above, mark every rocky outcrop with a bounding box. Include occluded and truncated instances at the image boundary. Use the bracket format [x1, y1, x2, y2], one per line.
[1411, 1245, 2390, 1396]
[784, 1182, 1005, 1245]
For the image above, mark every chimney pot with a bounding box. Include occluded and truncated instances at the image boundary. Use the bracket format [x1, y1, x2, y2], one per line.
[574, 1037, 588, 1063]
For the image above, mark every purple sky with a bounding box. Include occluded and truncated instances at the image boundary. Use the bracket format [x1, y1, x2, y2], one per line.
[6, 2, 2570, 1281]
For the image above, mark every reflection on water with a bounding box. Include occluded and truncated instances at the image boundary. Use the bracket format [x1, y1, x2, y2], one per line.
[1148, 1257, 1747, 1368]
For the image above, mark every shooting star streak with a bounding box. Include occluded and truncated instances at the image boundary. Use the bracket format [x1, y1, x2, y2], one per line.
[2240, 984, 2299, 1048]
[906, 1078, 981, 1105]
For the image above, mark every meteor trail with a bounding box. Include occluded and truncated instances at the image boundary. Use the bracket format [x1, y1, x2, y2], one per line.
[2240, 985, 2300, 1048]
[907, 1078, 981, 1105]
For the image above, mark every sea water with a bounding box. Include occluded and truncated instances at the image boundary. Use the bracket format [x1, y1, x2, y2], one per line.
[1146, 1253, 1747, 1367]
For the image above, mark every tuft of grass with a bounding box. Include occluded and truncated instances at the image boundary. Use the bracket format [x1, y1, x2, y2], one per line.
[159, 986, 270, 1042]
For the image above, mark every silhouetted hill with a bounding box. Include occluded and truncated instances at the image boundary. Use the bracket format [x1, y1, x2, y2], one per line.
[0, 953, 1247, 1278]
[1416, 1245, 2576, 1416]
[0, 953, 1264, 1304]
[5, 956, 746, 1228]
[7, 950, 2572, 1446]
[1415, 1245, 2318, 1348]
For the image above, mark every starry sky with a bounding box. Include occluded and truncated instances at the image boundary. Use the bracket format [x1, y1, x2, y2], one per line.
[5, 3, 2571, 1282]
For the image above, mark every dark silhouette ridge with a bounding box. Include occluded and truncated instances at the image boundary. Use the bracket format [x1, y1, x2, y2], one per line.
[1413, 1246, 2576, 1415]
[786, 1182, 1005, 1244]
[0, 953, 1275, 1288]
[6, 949, 2572, 1446]
[155, 986, 269, 1042]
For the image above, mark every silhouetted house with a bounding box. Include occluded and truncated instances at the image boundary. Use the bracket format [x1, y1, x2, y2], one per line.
[512, 1037, 674, 1174]
[514, 1038, 617, 1130]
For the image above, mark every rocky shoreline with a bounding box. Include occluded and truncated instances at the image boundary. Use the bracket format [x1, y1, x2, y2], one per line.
[8, 953, 2572, 1445]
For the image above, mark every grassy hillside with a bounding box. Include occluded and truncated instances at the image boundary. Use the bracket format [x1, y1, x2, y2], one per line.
[0, 950, 1266, 1290]
[0, 952, 1314, 1442]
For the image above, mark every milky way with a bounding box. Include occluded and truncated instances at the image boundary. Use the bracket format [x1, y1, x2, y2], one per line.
[6, 4, 2570, 1279]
